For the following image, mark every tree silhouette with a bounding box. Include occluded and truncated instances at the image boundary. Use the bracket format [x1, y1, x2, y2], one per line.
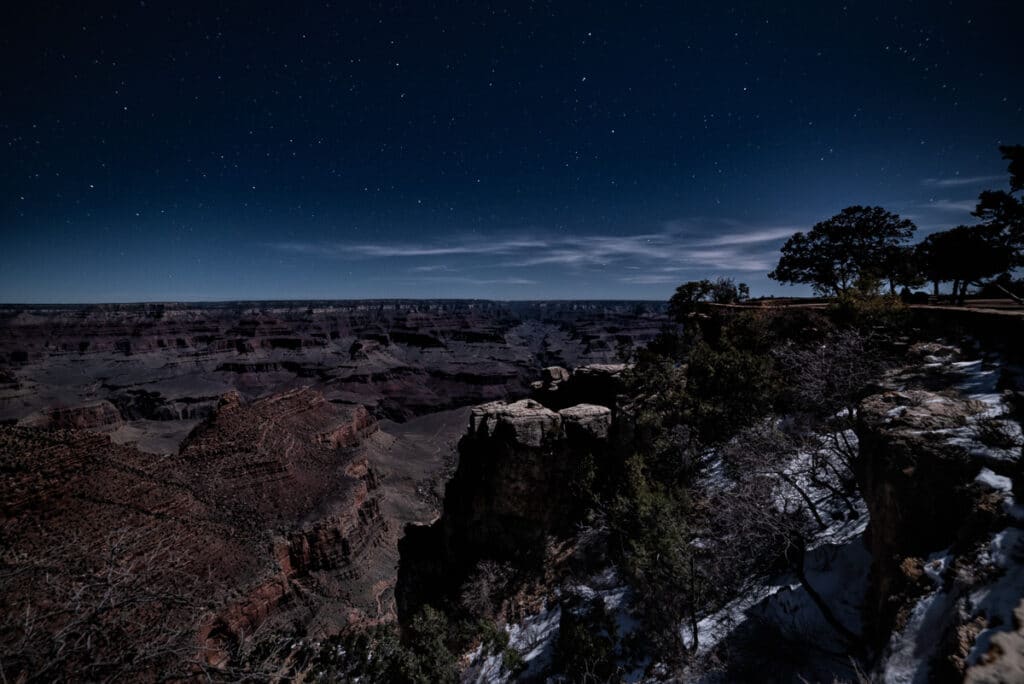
[768, 206, 916, 297]
[878, 244, 925, 295]
[915, 225, 1011, 304]
[668, 277, 749, 321]
[973, 145, 1024, 255]
[912, 146, 1023, 304]
[971, 145, 1024, 302]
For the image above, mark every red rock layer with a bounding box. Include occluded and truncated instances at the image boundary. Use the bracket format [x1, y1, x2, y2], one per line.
[0, 387, 389, 680]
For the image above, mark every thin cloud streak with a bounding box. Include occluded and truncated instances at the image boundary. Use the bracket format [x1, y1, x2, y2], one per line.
[922, 174, 1003, 188]
[619, 274, 686, 285]
[270, 239, 548, 258]
[266, 220, 796, 284]
[918, 199, 978, 213]
[405, 275, 537, 286]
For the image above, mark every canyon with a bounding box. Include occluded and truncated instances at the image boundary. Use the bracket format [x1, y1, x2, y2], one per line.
[0, 300, 665, 679]
[1, 301, 1022, 682]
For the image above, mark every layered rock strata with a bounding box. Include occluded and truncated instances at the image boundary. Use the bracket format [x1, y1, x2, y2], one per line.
[0, 387, 389, 680]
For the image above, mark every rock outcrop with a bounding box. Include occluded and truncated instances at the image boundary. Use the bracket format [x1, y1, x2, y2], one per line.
[19, 399, 124, 430]
[396, 398, 614, 622]
[857, 391, 987, 646]
[468, 398, 562, 447]
[531, 362, 628, 412]
[856, 388, 1022, 678]
[559, 403, 613, 440]
[530, 365, 571, 391]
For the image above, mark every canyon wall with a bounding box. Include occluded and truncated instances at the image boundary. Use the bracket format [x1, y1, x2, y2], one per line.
[0, 388, 391, 679]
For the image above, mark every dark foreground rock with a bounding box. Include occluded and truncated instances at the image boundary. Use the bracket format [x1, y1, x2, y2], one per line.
[396, 398, 614, 622]
[857, 388, 1022, 679]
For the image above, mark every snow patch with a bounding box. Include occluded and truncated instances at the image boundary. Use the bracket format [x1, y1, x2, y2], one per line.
[975, 467, 1013, 492]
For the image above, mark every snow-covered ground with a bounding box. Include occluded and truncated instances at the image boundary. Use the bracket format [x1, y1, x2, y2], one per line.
[464, 568, 647, 683]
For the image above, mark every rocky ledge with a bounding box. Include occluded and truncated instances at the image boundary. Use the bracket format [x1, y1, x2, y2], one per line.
[19, 399, 125, 430]
[469, 398, 612, 446]
[857, 388, 1022, 678]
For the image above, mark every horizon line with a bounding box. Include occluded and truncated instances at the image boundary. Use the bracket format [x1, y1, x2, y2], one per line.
[0, 297, 677, 307]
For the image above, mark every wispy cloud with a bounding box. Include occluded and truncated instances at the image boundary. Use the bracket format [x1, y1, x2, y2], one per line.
[695, 226, 797, 246]
[619, 274, 686, 285]
[270, 238, 547, 258]
[918, 198, 978, 213]
[412, 275, 537, 286]
[266, 219, 797, 286]
[494, 230, 784, 272]
[922, 174, 1003, 188]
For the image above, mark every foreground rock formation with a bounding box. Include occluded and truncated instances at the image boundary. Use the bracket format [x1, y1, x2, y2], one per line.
[397, 397, 614, 622]
[857, 387, 1023, 681]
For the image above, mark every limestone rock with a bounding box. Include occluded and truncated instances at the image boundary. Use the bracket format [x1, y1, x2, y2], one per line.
[397, 396, 613, 621]
[907, 341, 961, 364]
[860, 389, 985, 432]
[559, 403, 612, 440]
[469, 399, 561, 447]
[543, 366, 570, 384]
[572, 363, 627, 378]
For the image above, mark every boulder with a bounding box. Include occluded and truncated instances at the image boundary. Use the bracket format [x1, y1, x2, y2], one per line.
[907, 341, 961, 364]
[559, 404, 612, 440]
[543, 366, 570, 384]
[572, 363, 627, 378]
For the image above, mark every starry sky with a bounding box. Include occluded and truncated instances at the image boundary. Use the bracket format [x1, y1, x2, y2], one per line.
[2, 2, 1023, 303]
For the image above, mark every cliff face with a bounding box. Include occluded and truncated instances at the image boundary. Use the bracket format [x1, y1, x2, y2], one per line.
[176, 388, 379, 523]
[174, 389, 391, 663]
[0, 387, 391, 680]
[856, 386, 1023, 679]
[857, 391, 988, 644]
[396, 398, 613, 621]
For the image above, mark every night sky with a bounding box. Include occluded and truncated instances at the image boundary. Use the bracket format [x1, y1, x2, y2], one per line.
[2, 2, 1023, 303]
